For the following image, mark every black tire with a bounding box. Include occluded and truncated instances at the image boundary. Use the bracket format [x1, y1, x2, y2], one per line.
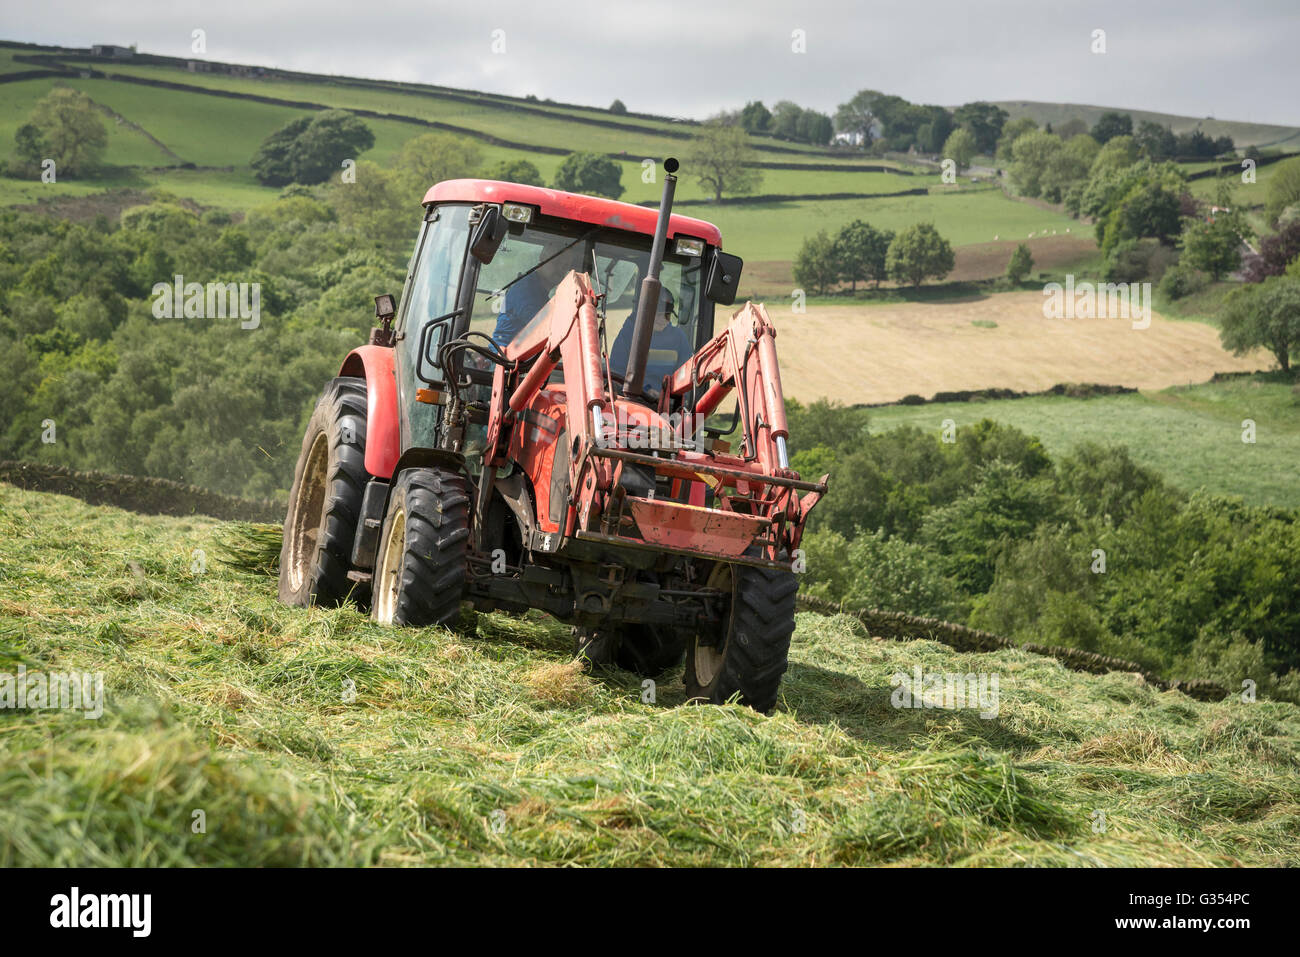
[573, 625, 620, 672]
[279, 377, 370, 608]
[371, 467, 469, 628]
[684, 563, 797, 712]
[573, 623, 685, 677]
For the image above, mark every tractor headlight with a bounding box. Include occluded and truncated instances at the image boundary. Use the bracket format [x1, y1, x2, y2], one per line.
[502, 203, 534, 224]
[674, 237, 705, 258]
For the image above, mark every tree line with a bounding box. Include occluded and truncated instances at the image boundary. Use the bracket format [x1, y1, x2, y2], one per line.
[785, 401, 1300, 702]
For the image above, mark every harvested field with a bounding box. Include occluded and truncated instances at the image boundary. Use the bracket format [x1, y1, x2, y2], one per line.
[772, 291, 1269, 405]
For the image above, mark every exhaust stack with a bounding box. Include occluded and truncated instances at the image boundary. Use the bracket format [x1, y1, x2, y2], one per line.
[623, 156, 678, 398]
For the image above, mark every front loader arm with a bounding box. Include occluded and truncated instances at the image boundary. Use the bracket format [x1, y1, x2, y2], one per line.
[663, 301, 828, 544]
[665, 302, 790, 476]
[496, 271, 616, 532]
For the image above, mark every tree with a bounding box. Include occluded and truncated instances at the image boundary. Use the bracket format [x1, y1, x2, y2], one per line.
[485, 158, 543, 186]
[609, 99, 627, 115]
[1134, 120, 1177, 160]
[952, 102, 1008, 155]
[250, 117, 311, 187]
[552, 152, 624, 199]
[1265, 157, 1300, 226]
[1242, 221, 1300, 282]
[1041, 134, 1099, 202]
[770, 101, 802, 140]
[886, 223, 955, 287]
[793, 230, 839, 295]
[1100, 180, 1184, 255]
[835, 89, 883, 147]
[683, 120, 761, 202]
[833, 220, 892, 292]
[1091, 111, 1133, 145]
[251, 110, 375, 186]
[769, 101, 832, 145]
[1055, 117, 1089, 140]
[392, 132, 482, 196]
[942, 128, 976, 173]
[1181, 217, 1245, 280]
[795, 109, 835, 146]
[994, 116, 1037, 163]
[1009, 131, 1064, 198]
[12, 88, 108, 178]
[1219, 276, 1300, 373]
[1089, 135, 1140, 178]
[739, 100, 771, 134]
[914, 105, 956, 154]
[1007, 244, 1034, 283]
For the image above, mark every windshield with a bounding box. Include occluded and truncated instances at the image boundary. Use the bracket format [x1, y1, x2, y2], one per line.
[469, 221, 704, 396]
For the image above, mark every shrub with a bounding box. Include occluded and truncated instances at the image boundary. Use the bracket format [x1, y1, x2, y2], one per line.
[1157, 262, 1207, 300]
[1006, 243, 1034, 283]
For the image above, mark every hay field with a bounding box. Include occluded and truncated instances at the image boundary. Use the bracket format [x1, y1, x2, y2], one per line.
[772, 292, 1267, 405]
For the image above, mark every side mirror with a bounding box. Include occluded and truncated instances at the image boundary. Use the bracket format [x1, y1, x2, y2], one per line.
[370, 293, 398, 346]
[469, 206, 508, 264]
[705, 251, 743, 305]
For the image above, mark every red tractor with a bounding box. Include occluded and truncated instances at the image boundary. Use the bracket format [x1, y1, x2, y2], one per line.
[279, 160, 827, 711]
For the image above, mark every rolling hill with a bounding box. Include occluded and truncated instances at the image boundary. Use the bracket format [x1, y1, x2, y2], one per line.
[992, 100, 1300, 150]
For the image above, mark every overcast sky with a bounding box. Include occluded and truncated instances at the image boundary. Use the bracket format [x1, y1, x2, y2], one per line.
[5, 0, 1298, 126]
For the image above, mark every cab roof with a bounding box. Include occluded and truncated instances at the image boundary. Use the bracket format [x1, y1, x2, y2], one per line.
[422, 179, 723, 248]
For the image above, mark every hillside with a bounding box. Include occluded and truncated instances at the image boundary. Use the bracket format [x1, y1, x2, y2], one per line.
[1, 483, 1297, 866]
[992, 100, 1300, 150]
[6, 38, 1292, 280]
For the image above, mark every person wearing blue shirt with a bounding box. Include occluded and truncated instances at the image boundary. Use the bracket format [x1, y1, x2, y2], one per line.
[491, 238, 579, 350]
[609, 287, 694, 397]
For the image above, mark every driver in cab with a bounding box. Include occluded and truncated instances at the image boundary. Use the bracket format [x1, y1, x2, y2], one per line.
[491, 237, 582, 351]
[608, 287, 693, 397]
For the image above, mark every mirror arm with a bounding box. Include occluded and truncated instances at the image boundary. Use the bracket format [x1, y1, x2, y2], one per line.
[415, 308, 465, 386]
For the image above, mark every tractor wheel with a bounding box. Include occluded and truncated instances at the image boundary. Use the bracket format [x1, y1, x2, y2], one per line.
[573, 624, 685, 677]
[685, 562, 798, 713]
[279, 377, 370, 608]
[371, 467, 470, 628]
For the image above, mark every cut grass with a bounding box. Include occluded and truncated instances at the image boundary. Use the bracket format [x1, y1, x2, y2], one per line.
[1, 484, 1296, 866]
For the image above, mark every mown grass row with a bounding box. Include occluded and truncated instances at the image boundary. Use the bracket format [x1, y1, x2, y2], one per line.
[1, 485, 1296, 866]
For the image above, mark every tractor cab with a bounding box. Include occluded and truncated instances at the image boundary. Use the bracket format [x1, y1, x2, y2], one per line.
[388, 180, 739, 457]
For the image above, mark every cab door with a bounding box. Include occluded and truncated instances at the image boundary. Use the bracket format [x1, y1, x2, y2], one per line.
[394, 203, 473, 452]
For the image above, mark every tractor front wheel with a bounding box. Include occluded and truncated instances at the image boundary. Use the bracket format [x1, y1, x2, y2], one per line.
[279, 377, 369, 608]
[371, 467, 470, 628]
[685, 562, 797, 713]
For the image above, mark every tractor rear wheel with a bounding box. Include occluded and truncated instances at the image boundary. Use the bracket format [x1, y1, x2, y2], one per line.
[574, 624, 684, 677]
[279, 377, 370, 608]
[371, 467, 470, 628]
[685, 562, 797, 712]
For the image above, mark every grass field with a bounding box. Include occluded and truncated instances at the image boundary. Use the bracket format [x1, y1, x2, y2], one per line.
[865, 375, 1300, 508]
[707, 191, 1080, 266]
[1, 484, 1297, 866]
